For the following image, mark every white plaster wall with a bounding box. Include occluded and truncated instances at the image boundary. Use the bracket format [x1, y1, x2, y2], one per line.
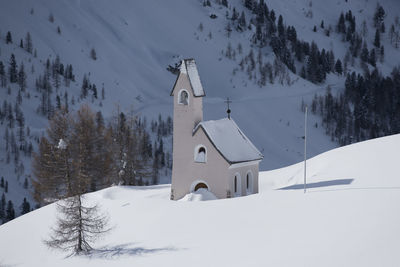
[171, 73, 204, 200]
[228, 162, 259, 197]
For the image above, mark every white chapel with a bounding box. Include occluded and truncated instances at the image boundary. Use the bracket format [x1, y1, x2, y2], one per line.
[170, 58, 263, 200]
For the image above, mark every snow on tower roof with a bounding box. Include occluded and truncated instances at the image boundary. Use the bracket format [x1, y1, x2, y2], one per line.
[171, 58, 205, 97]
[194, 118, 263, 164]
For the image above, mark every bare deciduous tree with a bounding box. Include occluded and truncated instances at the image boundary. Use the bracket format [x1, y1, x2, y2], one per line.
[45, 194, 110, 255]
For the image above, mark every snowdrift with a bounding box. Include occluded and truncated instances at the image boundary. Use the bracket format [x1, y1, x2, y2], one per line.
[179, 188, 217, 201]
[1, 134, 400, 266]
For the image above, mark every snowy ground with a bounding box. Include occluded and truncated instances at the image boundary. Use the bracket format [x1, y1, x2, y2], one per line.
[1, 134, 399, 267]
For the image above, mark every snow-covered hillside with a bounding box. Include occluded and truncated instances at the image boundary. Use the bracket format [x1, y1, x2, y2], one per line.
[1, 134, 399, 266]
[1, 0, 400, 221]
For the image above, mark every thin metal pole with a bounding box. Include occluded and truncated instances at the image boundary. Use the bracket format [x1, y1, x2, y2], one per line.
[304, 105, 308, 194]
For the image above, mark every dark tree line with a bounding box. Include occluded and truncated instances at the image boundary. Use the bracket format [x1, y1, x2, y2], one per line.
[0, 189, 32, 224]
[311, 67, 400, 145]
[213, 0, 341, 85]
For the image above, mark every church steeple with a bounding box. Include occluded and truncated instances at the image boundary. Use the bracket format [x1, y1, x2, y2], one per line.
[170, 59, 205, 200]
[170, 59, 205, 128]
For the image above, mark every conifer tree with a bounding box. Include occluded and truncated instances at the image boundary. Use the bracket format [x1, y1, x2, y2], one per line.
[6, 31, 12, 44]
[361, 43, 369, 62]
[0, 61, 6, 87]
[18, 62, 27, 91]
[81, 74, 89, 98]
[0, 193, 5, 221]
[373, 4, 385, 28]
[335, 59, 343, 75]
[6, 200, 15, 221]
[8, 54, 17, 83]
[90, 48, 97, 60]
[238, 11, 246, 29]
[374, 28, 380, 48]
[25, 32, 33, 53]
[369, 49, 376, 67]
[337, 13, 346, 33]
[20, 197, 30, 214]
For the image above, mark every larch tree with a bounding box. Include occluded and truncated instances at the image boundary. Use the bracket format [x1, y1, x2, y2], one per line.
[34, 105, 112, 254]
[45, 194, 109, 255]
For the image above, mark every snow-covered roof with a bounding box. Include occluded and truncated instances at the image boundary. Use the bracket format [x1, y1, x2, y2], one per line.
[194, 118, 263, 164]
[171, 58, 205, 97]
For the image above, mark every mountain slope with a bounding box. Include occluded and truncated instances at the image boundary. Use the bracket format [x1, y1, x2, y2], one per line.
[1, 134, 399, 266]
[1, 0, 400, 220]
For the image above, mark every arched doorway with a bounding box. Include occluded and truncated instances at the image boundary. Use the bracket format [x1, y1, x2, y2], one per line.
[190, 180, 210, 193]
[194, 182, 208, 191]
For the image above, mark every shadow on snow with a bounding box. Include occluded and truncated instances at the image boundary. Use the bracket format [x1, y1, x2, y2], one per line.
[86, 243, 179, 260]
[278, 179, 354, 190]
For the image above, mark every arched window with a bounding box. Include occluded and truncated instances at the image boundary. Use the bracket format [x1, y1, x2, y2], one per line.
[194, 145, 207, 163]
[234, 176, 238, 193]
[233, 173, 241, 197]
[246, 171, 253, 194]
[178, 89, 189, 105]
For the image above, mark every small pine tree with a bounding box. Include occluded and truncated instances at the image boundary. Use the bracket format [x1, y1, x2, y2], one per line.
[18, 63, 27, 91]
[8, 54, 18, 83]
[20, 197, 31, 214]
[369, 49, 376, 67]
[373, 4, 385, 28]
[81, 74, 89, 98]
[238, 11, 246, 29]
[49, 13, 55, 23]
[380, 45, 384, 62]
[92, 84, 97, 99]
[6, 31, 12, 44]
[361, 43, 369, 62]
[0, 61, 7, 87]
[335, 59, 343, 75]
[6, 200, 15, 221]
[90, 48, 97, 60]
[56, 95, 61, 109]
[0, 193, 5, 220]
[374, 28, 380, 48]
[25, 32, 33, 54]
